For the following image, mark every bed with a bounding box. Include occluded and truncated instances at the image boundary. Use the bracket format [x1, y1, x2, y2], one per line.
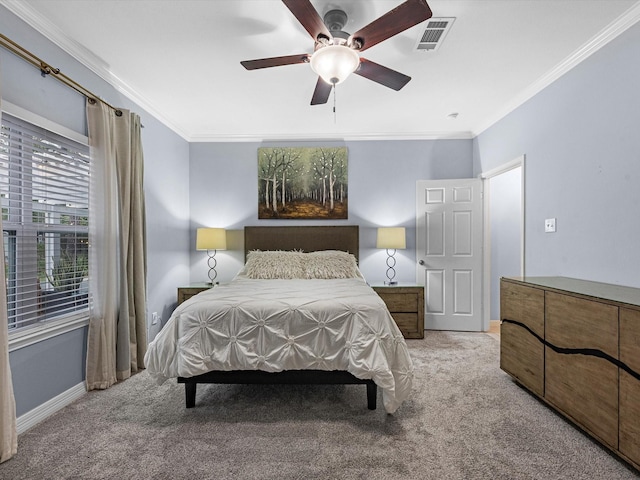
[144, 226, 414, 413]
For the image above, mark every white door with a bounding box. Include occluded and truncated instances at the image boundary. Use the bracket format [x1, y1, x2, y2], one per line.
[416, 179, 483, 331]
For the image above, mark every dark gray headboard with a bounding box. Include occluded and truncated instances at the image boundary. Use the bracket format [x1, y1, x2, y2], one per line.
[244, 226, 359, 263]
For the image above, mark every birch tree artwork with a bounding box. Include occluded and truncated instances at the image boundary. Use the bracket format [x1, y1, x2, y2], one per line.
[258, 147, 348, 219]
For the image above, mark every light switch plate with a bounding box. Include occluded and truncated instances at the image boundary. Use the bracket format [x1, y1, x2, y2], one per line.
[545, 218, 556, 233]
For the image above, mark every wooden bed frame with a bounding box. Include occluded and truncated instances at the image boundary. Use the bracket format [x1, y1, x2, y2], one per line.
[177, 225, 378, 410]
[243, 225, 359, 263]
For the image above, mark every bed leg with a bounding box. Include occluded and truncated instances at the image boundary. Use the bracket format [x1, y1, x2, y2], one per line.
[185, 383, 196, 408]
[366, 383, 377, 410]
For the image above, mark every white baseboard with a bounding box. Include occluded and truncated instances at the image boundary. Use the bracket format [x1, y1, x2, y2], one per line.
[17, 382, 86, 434]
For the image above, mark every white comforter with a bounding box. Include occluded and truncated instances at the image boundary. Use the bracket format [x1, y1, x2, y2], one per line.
[144, 276, 414, 413]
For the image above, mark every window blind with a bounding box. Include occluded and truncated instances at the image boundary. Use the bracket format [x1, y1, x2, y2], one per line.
[0, 113, 90, 330]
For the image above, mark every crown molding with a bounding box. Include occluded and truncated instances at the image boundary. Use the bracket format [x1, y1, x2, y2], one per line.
[0, 0, 190, 141]
[0, 1, 110, 73]
[187, 130, 475, 142]
[472, 1, 640, 137]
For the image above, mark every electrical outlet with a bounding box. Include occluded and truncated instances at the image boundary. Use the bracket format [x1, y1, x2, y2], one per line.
[545, 218, 556, 233]
[151, 312, 159, 325]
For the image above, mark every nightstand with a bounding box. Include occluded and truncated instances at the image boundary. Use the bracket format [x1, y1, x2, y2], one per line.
[177, 283, 213, 305]
[372, 285, 425, 339]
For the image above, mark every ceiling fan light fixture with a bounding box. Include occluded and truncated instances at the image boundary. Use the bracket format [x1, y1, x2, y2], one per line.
[310, 45, 360, 85]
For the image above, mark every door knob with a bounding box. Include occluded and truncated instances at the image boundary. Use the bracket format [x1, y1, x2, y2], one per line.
[419, 260, 425, 266]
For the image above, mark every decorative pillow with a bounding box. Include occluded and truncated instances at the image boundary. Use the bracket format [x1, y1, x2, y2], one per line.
[304, 250, 359, 279]
[244, 250, 306, 279]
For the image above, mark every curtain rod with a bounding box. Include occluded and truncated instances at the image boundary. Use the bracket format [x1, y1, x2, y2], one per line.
[0, 32, 122, 116]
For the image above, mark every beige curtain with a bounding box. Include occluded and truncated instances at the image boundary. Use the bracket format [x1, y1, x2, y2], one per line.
[114, 111, 147, 380]
[86, 100, 147, 390]
[0, 71, 18, 463]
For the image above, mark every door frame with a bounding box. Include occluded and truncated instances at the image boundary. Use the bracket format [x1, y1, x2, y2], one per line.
[479, 155, 526, 330]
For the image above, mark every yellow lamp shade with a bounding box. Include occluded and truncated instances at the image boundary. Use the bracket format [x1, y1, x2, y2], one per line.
[196, 228, 227, 251]
[376, 227, 406, 250]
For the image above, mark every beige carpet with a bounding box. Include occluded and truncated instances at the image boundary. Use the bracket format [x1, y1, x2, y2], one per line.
[1, 331, 638, 479]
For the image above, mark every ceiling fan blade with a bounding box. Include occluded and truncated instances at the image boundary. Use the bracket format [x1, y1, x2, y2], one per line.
[355, 58, 411, 91]
[310, 77, 332, 105]
[350, 0, 433, 52]
[282, 0, 332, 42]
[241, 54, 310, 70]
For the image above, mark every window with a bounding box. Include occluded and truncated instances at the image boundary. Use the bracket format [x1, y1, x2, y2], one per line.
[1, 112, 90, 331]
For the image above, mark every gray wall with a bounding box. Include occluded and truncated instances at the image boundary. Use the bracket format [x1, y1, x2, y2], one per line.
[10, 328, 87, 416]
[189, 140, 474, 286]
[1, 6, 191, 415]
[474, 21, 640, 289]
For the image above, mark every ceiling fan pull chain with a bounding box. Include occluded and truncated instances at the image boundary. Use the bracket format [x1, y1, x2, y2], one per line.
[333, 83, 337, 123]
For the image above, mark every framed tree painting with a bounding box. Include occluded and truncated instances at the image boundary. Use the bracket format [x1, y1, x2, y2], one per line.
[258, 146, 348, 219]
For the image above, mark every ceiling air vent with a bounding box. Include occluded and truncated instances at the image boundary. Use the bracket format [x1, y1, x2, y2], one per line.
[415, 17, 455, 52]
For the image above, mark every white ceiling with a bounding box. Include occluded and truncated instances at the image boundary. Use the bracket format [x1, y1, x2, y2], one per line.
[4, 0, 640, 141]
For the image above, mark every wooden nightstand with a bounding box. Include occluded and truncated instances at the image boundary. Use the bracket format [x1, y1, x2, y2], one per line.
[177, 283, 213, 305]
[372, 285, 425, 339]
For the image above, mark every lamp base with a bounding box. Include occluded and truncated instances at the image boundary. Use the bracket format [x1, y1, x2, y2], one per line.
[207, 249, 219, 284]
[384, 248, 398, 286]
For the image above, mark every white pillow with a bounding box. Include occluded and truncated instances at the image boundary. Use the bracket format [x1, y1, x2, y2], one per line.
[244, 250, 306, 279]
[304, 250, 359, 279]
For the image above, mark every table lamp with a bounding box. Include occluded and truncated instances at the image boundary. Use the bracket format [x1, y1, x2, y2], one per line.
[196, 228, 227, 284]
[376, 227, 406, 285]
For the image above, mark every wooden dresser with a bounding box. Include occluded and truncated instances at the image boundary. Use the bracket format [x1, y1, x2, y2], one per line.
[500, 276, 640, 470]
[372, 285, 424, 339]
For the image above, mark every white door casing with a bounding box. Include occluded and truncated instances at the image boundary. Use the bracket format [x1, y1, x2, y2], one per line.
[480, 155, 526, 329]
[416, 179, 483, 331]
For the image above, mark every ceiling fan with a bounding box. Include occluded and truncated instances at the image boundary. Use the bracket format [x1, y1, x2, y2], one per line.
[240, 0, 433, 105]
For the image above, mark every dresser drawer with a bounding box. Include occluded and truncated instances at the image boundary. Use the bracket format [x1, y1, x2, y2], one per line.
[620, 308, 640, 373]
[391, 313, 421, 338]
[500, 279, 545, 396]
[546, 347, 618, 449]
[500, 320, 544, 396]
[377, 293, 418, 312]
[546, 291, 618, 358]
[372, 286, 424, 339]
[500, 280, 544, 337]
[177, 285, 212, 306]
[620, 308, 640, 466]
[620, 371, 640, 466]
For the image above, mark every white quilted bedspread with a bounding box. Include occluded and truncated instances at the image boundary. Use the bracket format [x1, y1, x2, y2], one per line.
[144, 276, 414, 413]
